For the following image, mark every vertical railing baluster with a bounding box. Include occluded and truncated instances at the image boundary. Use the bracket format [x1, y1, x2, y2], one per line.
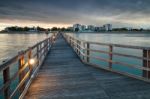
[109, 45, 113, 69]
[18, 51, 25, 94]
[28, 49, 32, 77]
[44, 41, 46, 56]
[3, 67, 10, 99]
[143, 49, 150, 78]
[78, 41, 81, 57]
[87, 42, 90, 63]
[76, 40, 78, 53]
[37, 44, 40, 66]
[83, 42, 86, 61]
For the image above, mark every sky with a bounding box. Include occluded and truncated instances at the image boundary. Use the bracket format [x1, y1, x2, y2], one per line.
[0, 0, 150, 30]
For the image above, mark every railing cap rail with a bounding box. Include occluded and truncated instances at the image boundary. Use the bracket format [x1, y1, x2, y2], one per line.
[66, 34, 150, 50]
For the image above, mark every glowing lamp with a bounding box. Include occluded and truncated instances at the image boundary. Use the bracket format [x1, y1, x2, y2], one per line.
[52, 36, 55, 39]
[29, 59, 35, 65]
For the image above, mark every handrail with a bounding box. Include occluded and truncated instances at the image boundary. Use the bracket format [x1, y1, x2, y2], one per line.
[0, 33, 57, 99]
[63, 33, 150, 82]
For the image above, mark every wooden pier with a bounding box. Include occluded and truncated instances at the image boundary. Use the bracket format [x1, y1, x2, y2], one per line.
[1, 33, 150, 99]
[25, 34, 150, 99]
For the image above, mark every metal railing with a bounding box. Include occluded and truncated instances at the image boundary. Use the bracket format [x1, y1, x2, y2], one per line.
[0, 33, 57, 99]
[63, 33, 150, 82]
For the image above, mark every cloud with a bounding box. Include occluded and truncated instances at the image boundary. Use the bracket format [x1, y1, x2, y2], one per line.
[0, 0, 150, 28]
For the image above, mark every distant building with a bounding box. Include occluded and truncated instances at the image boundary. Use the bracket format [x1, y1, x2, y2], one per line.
[103, 24, 112, 31]
[81, 25, 86, 31]
[95, 27, 100, 31]
[87, 25, 95, 31]
[72, 23, 113, 32]
[95, 26, 106, 31]
[73, 24, 82, 32]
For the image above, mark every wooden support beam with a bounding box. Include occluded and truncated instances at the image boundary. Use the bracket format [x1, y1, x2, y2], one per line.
[87, 43, 90, 63]
[28, 50, 33, 76]
[3, 67, 10, 99]
[109, 45, 113, 69]
[18, 51, 25, 94]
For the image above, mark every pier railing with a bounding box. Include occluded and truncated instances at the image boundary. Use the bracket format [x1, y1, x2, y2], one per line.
[63, 33, 150, 82]
[0, 34, 57, 99]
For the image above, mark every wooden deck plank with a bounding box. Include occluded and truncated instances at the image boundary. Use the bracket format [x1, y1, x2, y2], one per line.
[25, 35, 150, 99]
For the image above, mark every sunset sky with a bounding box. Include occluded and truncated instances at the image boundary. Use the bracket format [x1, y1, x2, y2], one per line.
[0, 0, 150, 30]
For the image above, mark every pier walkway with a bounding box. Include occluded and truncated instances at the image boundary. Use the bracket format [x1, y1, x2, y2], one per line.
[24, 34, 150, 99]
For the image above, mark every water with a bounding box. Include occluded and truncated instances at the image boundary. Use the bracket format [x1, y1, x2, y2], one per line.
[70, 32, 150, 47]
[67, 32, 150, 78]
[0, 33, 51, 64]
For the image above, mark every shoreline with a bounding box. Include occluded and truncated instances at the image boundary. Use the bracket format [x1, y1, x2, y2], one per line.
[69, 31, 150, 34]
[0, 31, 150, 34]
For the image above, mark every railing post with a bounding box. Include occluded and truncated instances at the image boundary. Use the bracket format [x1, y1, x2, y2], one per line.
[143, 49, 150, 78]
[46, 39, 49, 54]
[78, 41, 81, 56]
[48, 38, 51, 49]
[109, 45, 113, 69]
[76, 40, 78, 53]
[44, 41, 46, 56]
[3, 67, 10, 99]
[87, 42, 90, 63]
[69, 37, 71, 45]
[28, 49, 33, 77]
[37, 44, 40, 66]
[83, 42, 86, 61]
[18, 51, 25, 93]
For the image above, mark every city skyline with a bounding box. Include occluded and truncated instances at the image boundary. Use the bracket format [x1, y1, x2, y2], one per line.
[0, 0, 150, 30]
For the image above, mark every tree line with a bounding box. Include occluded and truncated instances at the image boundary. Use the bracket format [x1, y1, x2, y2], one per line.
[3, 26, 73, 32]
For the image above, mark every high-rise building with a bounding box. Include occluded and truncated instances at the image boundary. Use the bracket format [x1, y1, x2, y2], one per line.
[87, 25, 95, 31]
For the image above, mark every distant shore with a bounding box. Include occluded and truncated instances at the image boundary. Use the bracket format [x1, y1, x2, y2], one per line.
[0, 31, 52, 34]
[70, 31, 150, 34]
[0, 31, 150, 34]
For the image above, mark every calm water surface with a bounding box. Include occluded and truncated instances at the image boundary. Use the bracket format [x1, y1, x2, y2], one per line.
[0, 33, 51, 64]
[70, 32, 150, 47]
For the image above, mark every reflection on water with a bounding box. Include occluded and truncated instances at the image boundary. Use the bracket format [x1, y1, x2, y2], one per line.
[70, 32, 150, 47]
[0, 33, 51, 64]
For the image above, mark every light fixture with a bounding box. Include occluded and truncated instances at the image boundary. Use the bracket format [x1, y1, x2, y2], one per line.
[29, 59, 35, 65]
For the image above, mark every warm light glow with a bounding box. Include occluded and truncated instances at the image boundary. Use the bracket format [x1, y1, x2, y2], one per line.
[29, 59, 35, 65]
[52, 36, 56, 39]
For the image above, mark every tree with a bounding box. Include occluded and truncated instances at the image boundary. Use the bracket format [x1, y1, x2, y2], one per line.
[60, 27, 66, 31]
[24, 27, 30, 31]
[37, 26, 46, 31]
[51, 27, 58, 31]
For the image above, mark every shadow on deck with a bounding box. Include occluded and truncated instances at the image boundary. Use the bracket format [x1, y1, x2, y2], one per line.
[25, 35, 150, 99]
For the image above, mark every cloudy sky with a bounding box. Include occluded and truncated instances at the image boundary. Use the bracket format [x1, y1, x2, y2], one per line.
[0, 0, 150, 30]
